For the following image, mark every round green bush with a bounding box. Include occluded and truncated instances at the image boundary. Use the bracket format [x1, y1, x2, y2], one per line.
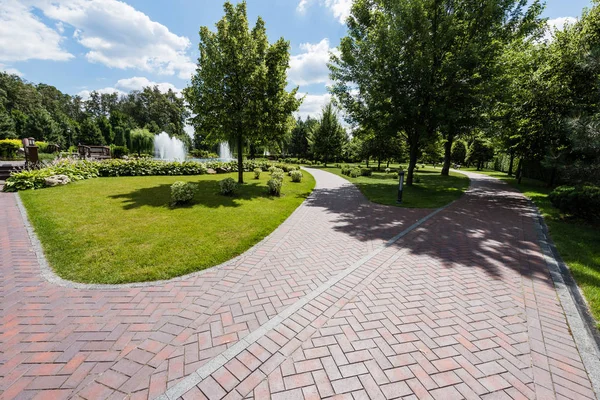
[219, 177, 237, 196]
[254, 168, 261, 179]
[549, 185, 600, 220]
[350, 168, 361, 178]
[267, 178, 283, 196]
[290, 170, 303, 183]
[360, 168, 372, 177]
[171, 181, 198, 205]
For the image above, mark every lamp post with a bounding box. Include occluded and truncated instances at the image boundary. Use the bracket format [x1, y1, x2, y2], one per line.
[397, 170, 405, 204]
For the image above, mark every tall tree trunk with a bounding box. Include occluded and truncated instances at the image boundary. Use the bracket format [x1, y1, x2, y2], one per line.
[407, 138, 419, 185]
[386, 160, 390, 168]
[237, 135, 244, 184]
[366, 157, 369, 168]
[441, 134, 453, 176]
[516, 159, 523, 184]
[377, 158, 381, 171]
[508, 152, 515, 176]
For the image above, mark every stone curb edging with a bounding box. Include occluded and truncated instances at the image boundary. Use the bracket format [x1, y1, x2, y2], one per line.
[155, 200, 454, 400]
[530, 201, 600, 400]
[13, 177, 315, 290]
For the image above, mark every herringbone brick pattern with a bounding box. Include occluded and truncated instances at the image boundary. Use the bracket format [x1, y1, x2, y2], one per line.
[0, 169, 430, 399]
[181, 173, 597, 400]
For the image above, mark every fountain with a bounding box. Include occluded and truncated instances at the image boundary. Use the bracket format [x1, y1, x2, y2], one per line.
[219, 142, 234, 161]
[154, 132, 186, 161]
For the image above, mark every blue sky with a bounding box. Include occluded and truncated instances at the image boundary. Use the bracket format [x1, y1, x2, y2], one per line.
[0, 0, 593, 119]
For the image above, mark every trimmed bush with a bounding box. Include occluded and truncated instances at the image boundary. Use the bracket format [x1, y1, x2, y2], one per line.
[219, 177, 237, 196]
[271, 170, 285, 181]
[290, 170, 303, 182]
[360, 168, 372, 177]
[111, 145, 129, 159]
[267, 178, 283, 196]
[549, 185, 600, 220]
[254, 168, 262, 179]
[171, 181, 198, 205]
[385, 167, 391, 174]
[350, 168, 361, 178]
[341, 165, 351, 176]
[0, 139, 21, 159]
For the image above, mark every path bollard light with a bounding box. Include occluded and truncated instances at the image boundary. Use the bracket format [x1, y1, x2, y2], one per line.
[397, 171, 405, 204]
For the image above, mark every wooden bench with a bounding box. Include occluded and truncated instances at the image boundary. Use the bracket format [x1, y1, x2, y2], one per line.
[78, 145, 111, 160]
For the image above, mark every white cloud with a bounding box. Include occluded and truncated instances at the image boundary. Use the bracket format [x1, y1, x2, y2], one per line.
[0, 64, 24, 76]
[289, 39, 338, 86]
[31, 0, 196, 79]
[544, 17, 577, 42]
[77, 87, 124, 100]
[295, 92, 332, 120]
[296, 0, 352, 24]
[115, 76, 181, 94]
[0, 0, 73, 62]
[77, 76, 183, 100]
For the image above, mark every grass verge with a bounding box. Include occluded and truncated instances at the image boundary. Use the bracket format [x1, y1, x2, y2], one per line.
[314, 164, 469, 208]
[465, 168, 600, 327]
[20, 171, 315, 284]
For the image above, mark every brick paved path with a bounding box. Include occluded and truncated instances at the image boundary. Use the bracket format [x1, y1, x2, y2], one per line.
[1, 169, 597, 399]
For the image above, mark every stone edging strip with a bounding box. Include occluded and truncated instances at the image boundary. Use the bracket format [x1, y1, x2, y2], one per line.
[530, 202, 600, 400]
[156, 202, 452, 400]
[14, 184, 311, 289]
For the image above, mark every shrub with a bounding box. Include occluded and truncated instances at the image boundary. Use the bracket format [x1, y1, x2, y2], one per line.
[549, 185, 600, 220]
[219, 177, 237, 196]
[3, 159, 99, 192]
[111, 146, 129, 159]
[290, 170, 303, 182]
[254, 168, 261, 179]
[360, 168, 372, 177]
[171, 181, 198, 205]
[268, 166, 276, 173]
[267, 178, 283, 196]
[0, 139, 21, 159]
[335, 163, 341, 168]
[350, 167, 361, 178]
[341, 165, 351, 176]
[272, 170, 285, 181]
[385, 167, 391, 174]
[97, 159, 208, 177]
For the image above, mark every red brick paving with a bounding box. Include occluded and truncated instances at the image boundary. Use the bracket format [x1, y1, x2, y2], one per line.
[0, 169, 427, 399]
[0, 170, 596, 399]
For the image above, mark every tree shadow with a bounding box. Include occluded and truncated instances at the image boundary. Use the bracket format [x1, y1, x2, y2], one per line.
[306, 173, 552, 282]
[108, 180, 274, 210]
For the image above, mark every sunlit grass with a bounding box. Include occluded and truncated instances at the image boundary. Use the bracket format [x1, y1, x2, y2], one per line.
[315, 164, 469, 208]
[20, 172, 315, 284]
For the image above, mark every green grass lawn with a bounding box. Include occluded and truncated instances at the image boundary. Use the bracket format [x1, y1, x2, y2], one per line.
[465, 168, 600, 327]
[20, 172, 315, 284]
[314, 164, 469, 208]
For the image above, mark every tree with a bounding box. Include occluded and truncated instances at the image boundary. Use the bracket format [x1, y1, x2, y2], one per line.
[289, 117, 315, 158]
[97, 115, 114, 145]
[185, 1, 301, 183]
[25, 109, 60, 142]
[310, 103, 347, 166]
[451, 140, 467, 165]
[0, 110, 16, 139]
[130, 128, 154, 156]
[330, 0, 543, 184]
[78, 118, 105, 145]
[466, 136, 494, 170]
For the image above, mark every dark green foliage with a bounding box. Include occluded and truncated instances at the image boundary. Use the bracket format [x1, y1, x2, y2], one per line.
[78, 118, 105, 145]
[0, 139, 21, 158]
[310, 103, 347, 166]
[466, 137, 495, 170]
[0, 110, 16, 139]
[185, 1, 301, 184]
[171, 181, 198, 204]
[549, 185, 600, 220]
[219, 177, 238, 196]
[110, 145, 129, 159]
[360, 168, 372, 177]
[451, 141, 467, 165]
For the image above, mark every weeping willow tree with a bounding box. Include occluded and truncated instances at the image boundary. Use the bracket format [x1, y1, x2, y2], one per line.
[130, 128, 154, 156]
